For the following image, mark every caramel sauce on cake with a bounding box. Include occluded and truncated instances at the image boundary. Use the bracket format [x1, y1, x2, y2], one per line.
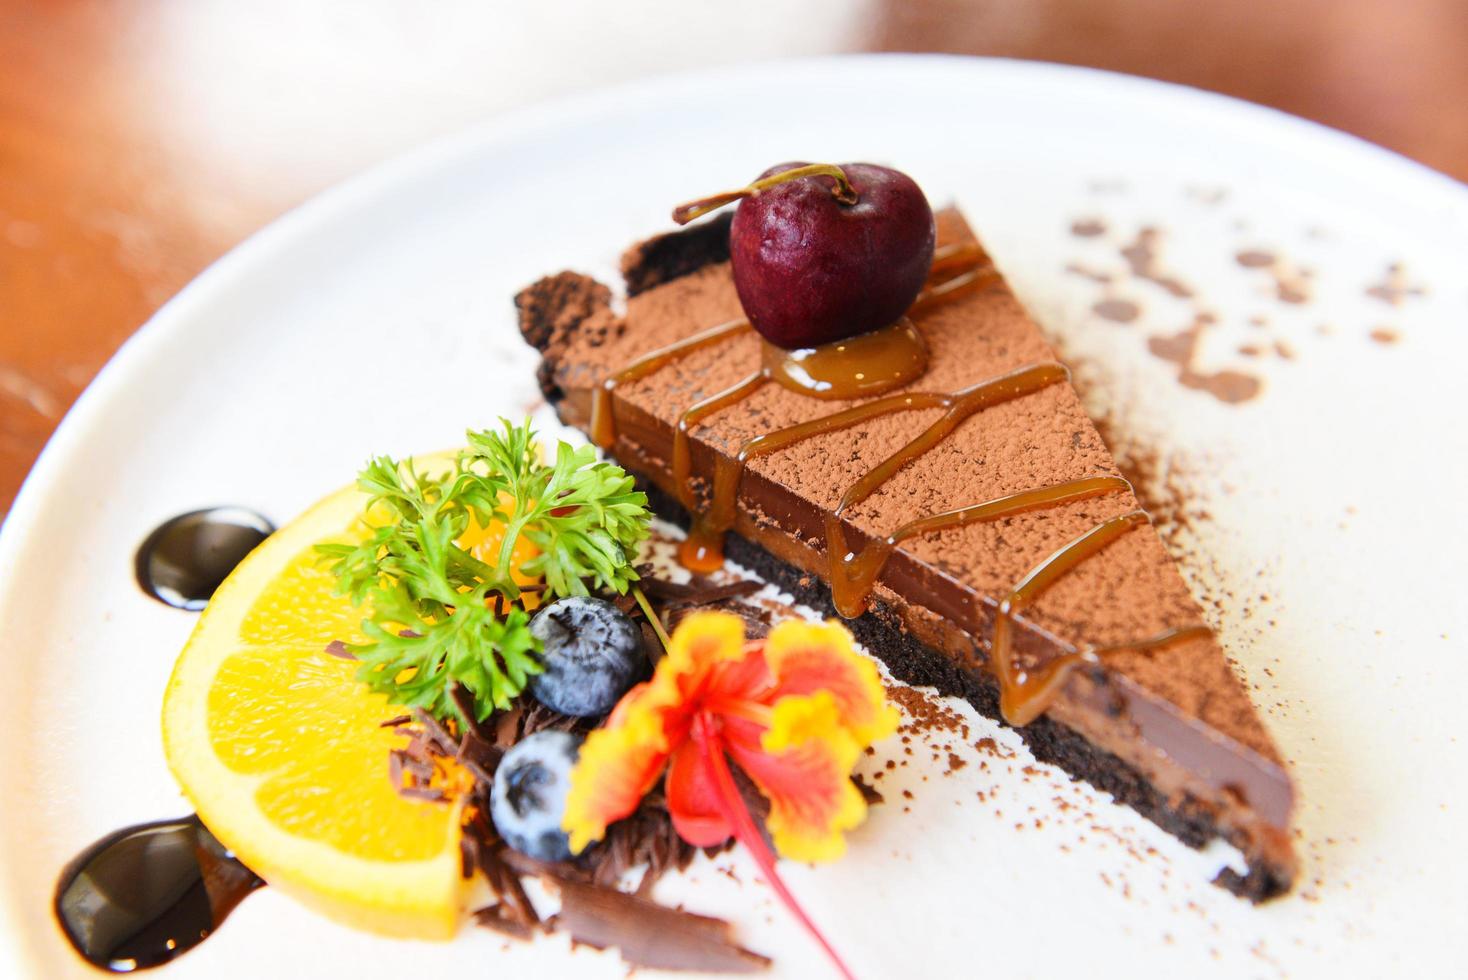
[762, 318, 930, 402]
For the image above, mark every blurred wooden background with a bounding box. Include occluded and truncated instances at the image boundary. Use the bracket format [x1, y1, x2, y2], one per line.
[2, 0, 1465, 516]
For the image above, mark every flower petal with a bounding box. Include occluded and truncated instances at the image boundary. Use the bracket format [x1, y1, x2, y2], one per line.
[561, 681, 674, 854]
[727, 691, 868, 863]
[664, 610, 750, 698]
[562, 610, 753, 853]
[665, 738, 734, 848]
[763, 619, 898, 747]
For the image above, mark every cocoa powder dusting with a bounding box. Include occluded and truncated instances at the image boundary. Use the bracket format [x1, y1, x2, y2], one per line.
[1092, 298, 1141, 324]
[884, 683, 992, 776]
[1074, 220, 1264, 402]
[1365, 263, 1427, 307]
[1056, 353, 1217, 558]
[1065, 262, 1113, 285]
[1120, 227, 1194, 299]
[1146, 315, 1263, 405]
[885, 684, 970, 741]
[1065, 202, 1430, 407]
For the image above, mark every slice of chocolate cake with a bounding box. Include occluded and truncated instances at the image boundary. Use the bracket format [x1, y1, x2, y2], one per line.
[516, 208, 1296, 900]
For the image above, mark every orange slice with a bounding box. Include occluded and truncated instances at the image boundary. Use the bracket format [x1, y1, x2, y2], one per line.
[162, 456, 510, 939]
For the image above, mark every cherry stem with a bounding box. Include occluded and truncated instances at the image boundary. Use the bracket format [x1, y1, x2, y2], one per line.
[692, 712, 857, 980]
[672, 164, 859, 225]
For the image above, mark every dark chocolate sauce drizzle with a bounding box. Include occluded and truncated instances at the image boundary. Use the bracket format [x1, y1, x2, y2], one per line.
[135, 508, 274, 610]
[59, 513, 272, 969]
[590, 238, 1209, 725]
[55, 815, 263, 972]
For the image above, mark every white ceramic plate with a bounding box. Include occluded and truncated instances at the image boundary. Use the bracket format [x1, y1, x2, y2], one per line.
[2, 55, 1466, 979]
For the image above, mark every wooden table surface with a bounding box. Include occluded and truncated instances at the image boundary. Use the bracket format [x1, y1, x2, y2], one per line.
[3, 0, 1465, 517]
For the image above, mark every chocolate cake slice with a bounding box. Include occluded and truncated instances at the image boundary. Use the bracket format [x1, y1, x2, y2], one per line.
[516, 209, 1296, 900]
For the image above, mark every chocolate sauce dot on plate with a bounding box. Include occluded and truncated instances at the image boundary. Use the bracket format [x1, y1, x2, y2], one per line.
[55, 815, 263, 972]
[135, 508, 274, 610]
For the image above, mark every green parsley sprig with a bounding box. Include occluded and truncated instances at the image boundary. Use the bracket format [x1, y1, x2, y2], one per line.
[315, 418, 651, 725]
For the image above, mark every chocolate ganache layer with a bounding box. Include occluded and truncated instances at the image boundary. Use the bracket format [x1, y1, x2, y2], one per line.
[516, 209, 1296, 900]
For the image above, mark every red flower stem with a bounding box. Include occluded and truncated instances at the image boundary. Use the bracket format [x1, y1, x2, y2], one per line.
[693, 712, 857, 980]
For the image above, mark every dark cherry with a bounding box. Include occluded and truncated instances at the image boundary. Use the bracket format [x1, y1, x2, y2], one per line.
[678, 162, 935, 350]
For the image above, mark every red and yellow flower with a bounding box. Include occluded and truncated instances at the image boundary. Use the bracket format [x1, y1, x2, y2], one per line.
[562, 611, 897, 979]
[563, 611, 897, 859]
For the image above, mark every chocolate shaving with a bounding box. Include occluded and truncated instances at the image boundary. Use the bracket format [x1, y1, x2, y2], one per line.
[448, 683, 492, 742]
[413, 708, 460, 757]
[400, 731, 433, 765]
[385, 581, 796, 971]
[588, 790, 710, 893]
[466, 820, 541, 930]
[519, 700, 593, 739]
[389, 749, 435, 783]
[492, 703, 524, 748]
[667, 600, 770, 639]
[460, 831, 477, 879]
[388, 749, 404, 792]
[640, 622, 665, 662]
[497, 848, 590, 887]
[323, 640, 356, 660]
[473, 903, 537, 941]
[554, 878, 770, 973]
[455, 732, 501, 786]
[640, 575, 762, 608]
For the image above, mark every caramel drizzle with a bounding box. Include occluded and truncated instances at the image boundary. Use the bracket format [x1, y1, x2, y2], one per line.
[673, 361, 1064, 572]
[825, 475, 1126, 619]
[671, 370, 769, 515]
[590, 317, 753, 450]
[591, 241, 1206, 724]
[992, 510, 1150, 725]
[930, 240, 989, 276]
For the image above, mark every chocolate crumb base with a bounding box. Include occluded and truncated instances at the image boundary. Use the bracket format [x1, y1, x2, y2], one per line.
[621, 212, 733, 297]
[513, 271, 614, 406]
[636, 478, 1290, 903]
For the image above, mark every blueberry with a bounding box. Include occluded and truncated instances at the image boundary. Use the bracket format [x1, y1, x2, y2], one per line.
[490, 730, 582, 862]
[529, 597, 647, 717]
